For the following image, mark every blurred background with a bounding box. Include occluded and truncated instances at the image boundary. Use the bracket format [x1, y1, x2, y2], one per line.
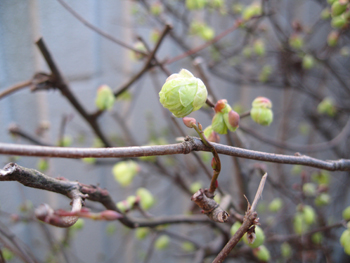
[0, 0, 350, 262]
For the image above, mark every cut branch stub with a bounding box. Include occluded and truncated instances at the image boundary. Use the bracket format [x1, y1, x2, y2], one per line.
[191, 189, 229, 223]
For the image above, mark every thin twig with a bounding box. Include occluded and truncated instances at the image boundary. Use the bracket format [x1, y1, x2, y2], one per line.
[0, 80, 32, 100]
[56, 0, 147, 55]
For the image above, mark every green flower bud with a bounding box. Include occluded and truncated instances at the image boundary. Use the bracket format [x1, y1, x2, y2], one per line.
[131, 42, 147, 60]
[251, 97, 273, 126]
[72, 218, 85, 230]
[112, 161, 139, 187]
[190, 181, 203, 194]
[200, 26, 215, 41]
[181, 241, 196, 252]
[317, 97, 336, 117]
[150, 29, 161, 43]
[37, 158, 49, 172]
[315, 193, 331, 206]
[269, 197, 283, 212]
[303, 183, 317, 196]
[116, 201, 128, 213]
[242, 2, 262, 21]
[232, 3, 243, 14]
[1, 248, 14, 261]
[281, 242, 292, 258]
[294, 213, 308, 235]
[254, 39, 265, 56]
[259, 65, 272, 83]
[150, 2, 163, 16]
[332, 1, 347, 17]
[230, 221, 242, 236]
[311, 232, 323, 244]
[242, 47, 253, 58]
[327, 31, 339, 47]
[289, 34, 304, 49]
[212, 112, 227, 134]
[302, 54, 315, 70]
[340, 229, 350, 247]
[212, 100, 240, 133]
[312, 170, 331, 185]
[321, 8, 331, 19]
[186, 0, 207, 10]
[253, 245, 270, 262]
[297, 204, 316, 225]
[243, 226, 265, 248]
[135, 227, 150, 240]
[58, 135, 73, 147]
[136, 188, 155, 210]
[342, 206, 350, 220]
[82, 157, 96, 164]
[154, 235, 170, 250]
[95, 85, 115, 111]
[331, 15, 346, 28]
[203, 125, 220, 142]
[159, 69, 208, 118]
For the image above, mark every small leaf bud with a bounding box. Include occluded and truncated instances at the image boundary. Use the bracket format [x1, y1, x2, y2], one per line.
[250, 97, 273, 126]
[182, 117, 197, 128]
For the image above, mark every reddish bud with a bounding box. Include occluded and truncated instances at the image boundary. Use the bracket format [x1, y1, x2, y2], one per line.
[214, 99, 228, 113]
[227, 110, 240, 130]
[100, 210, 123, 221]
[215, 180, 219, 188]
[208, 131, 220, 143]
[182, 117, 197, 128]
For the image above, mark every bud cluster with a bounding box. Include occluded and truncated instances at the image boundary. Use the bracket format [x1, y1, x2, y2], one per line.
[211, 99, 240, 134]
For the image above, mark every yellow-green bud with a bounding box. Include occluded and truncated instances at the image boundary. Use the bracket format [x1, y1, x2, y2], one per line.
[331, 15, 347, 28]
[343, 206, 350, 220]
[154, 235, 170, 250]
[315, 193, 331, 206]
[181, 241, 196, 252]
[135, 227, 150, 240]
[321, 8, 331, 19]
[328, 30, 339, 47]
[242, 2, 262, 21]
[331, 1, 347, 17]
[289, 34, 304, 49]
[253, 245, 270, 262]
[95, 85, 115, 111]
[317, 97, 336, 117]
[159, 69, 208, 118]
[190, 181, 203, 194]
[269, 197, 283, 212]
[303, 183, 317, 196]
[131, 42, 147, 60]
[112, 161, 139, 187]
[281, 242, 292, 258]
[203, 125, 220, 142]
[136, 188, 155, 210]
[251, 97, 273, 126]
[254, 39, 265, 56]
[186, 0, 207, 10]
[230, 221, 242, 236]
[311, 232, 323, 244]
[243, 226, 265, 248]
[302, 54, 315, 70]
[150, 2, 163, 16]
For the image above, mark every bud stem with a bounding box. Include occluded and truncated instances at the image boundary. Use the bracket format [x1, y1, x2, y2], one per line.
[192, 124, 221, 194]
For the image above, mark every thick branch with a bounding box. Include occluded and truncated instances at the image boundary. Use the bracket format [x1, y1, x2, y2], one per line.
[1, 137, 350, 171]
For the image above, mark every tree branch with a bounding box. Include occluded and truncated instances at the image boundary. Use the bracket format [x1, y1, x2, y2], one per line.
[1, 137, 350, 171]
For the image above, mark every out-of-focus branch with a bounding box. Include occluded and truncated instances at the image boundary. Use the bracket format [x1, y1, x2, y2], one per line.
[240, 117, 350, 153]
[36, 38, 112, 147]
[0, 80, 32, 100]
[1, 137, 350, 171]
[56, 0, 147, 55]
